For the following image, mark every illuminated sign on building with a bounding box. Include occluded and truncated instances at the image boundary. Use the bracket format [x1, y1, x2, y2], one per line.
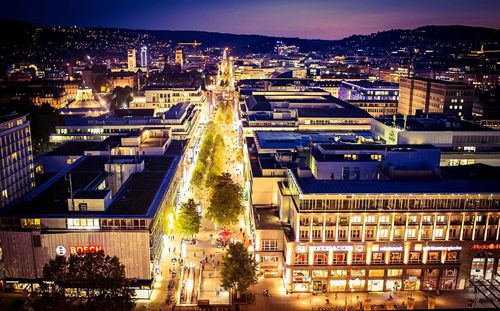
[55, 246, 67, 256]
[380, 246, 404, 252]
[471, 244, 500, 250]
[309, 245, 353, 252]
[423, 246, 462, 251]
[70, 245, 104, 254]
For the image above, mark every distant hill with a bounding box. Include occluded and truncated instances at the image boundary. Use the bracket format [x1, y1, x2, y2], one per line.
[0, 20, 498, 64]
[337, 25, 500, 54]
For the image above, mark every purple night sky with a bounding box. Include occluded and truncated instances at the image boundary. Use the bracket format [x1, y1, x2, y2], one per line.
[1, 0, 499, 39]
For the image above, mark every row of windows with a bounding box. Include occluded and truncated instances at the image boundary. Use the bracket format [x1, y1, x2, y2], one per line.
[293, 251, 458, 266]
[292, 267, 457, 279]
[299, 214, 487, 226]
[296, 197, 500, 211]
[298, 225, 495, 242]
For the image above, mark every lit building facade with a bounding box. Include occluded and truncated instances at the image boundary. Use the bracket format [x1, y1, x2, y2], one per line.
[272, 170, 500, 293]
[398, 77, 475, 117]
[140, 46, 148, 68]
[127, 48, 137, 72]
[0, 114, 35, 209]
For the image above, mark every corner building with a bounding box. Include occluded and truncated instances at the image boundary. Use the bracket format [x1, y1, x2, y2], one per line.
[268, 169, 500, 293]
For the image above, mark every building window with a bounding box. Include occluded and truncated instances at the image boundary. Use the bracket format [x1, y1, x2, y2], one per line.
[314, 253, 328, 265]
[261, 256, 279, 263]
[351, 229, 361, 239]
[434, 228, 445, 239]
[366, 229, 375, 240]
[366, 216, 376, 223]
[332, 253, 347, 265]
[446, 251, 459, 263]
[312, 229, 322, 240]
[407, 229, 417, 239]
[409, 252, 421, 264]
[67, 218, 100, 230]
[325, 229, 335, 240]
[294, 253, 308, 265]
[351, 216, 362, 223]
[390, 252, 403, 264]
[352, 253, 366, 265]
[331, 269, 347, 278]
[388, 269, 403, 277]
[379, 228, 389, 239]
[369, 269, 385, 277]
[261, 240, 278, 251]
[427, 252, 441, 263]
[300, 230, 309, 240]
[351, 269, 366, 277]
[339, 230, 347, 239]
[372, 252, 384, 264]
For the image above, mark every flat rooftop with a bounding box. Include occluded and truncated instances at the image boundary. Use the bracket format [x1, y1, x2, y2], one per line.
[342, 80, 399, 89]
[292, 170, 500, 195]
[253, 207, 283, 230]
[2, 154, 180, 218]
[376, 116, 491, 132]
[297, 107, 371, 118]
[254, 131, 374, 151]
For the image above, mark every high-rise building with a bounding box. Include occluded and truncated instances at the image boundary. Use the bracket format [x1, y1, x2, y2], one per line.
[127, 48, 137, 72]
[398, 77, 475, 117]
[175, 48, 183, 69]
[140, 46, 148, 68]
[0, 113, 35, 208]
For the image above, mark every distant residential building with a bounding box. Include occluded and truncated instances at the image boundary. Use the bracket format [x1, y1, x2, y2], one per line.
[274, 41, 299, 56]
[127, 48, 137, 72]
[0, 113, 34, 208]
[398, 77, 475, 117]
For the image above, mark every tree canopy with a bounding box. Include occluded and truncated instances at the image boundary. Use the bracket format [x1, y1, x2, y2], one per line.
[175, 199, 202, 237]
[31, 252, 135, 311]
[109, 86, 133, 111]
[206, 173, 244, 226]
[220, 242, 258, 297]
[0, 99, 61, 155]
[190, 121, 225, 198]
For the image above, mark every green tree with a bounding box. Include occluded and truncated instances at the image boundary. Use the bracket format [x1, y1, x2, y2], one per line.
[31, 252, 135, 311]
[0, 99, 61, 155]
[220, 242, 258, 298]
[206, 173, 244, 226]
[110, 86, 133, 111]
[175, 199, 202, 237]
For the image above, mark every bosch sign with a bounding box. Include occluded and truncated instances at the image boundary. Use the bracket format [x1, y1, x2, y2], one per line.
[70, 245, 104, 254]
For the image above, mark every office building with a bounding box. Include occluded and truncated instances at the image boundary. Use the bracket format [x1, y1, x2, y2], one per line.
[338, 80, 399, 117]
[127, 48, 137, 72]
[241, 90, 372, 136]
[51, 102, 201, 144]
[0, 150, 183, 298]
[140, 46, 148, 68]
[398, 77, 475, 117]
[0, 113, 35, 209]
[371, 115, 500, 166]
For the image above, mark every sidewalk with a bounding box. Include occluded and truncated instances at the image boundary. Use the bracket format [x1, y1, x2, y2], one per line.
[241, 278, 495, 311]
